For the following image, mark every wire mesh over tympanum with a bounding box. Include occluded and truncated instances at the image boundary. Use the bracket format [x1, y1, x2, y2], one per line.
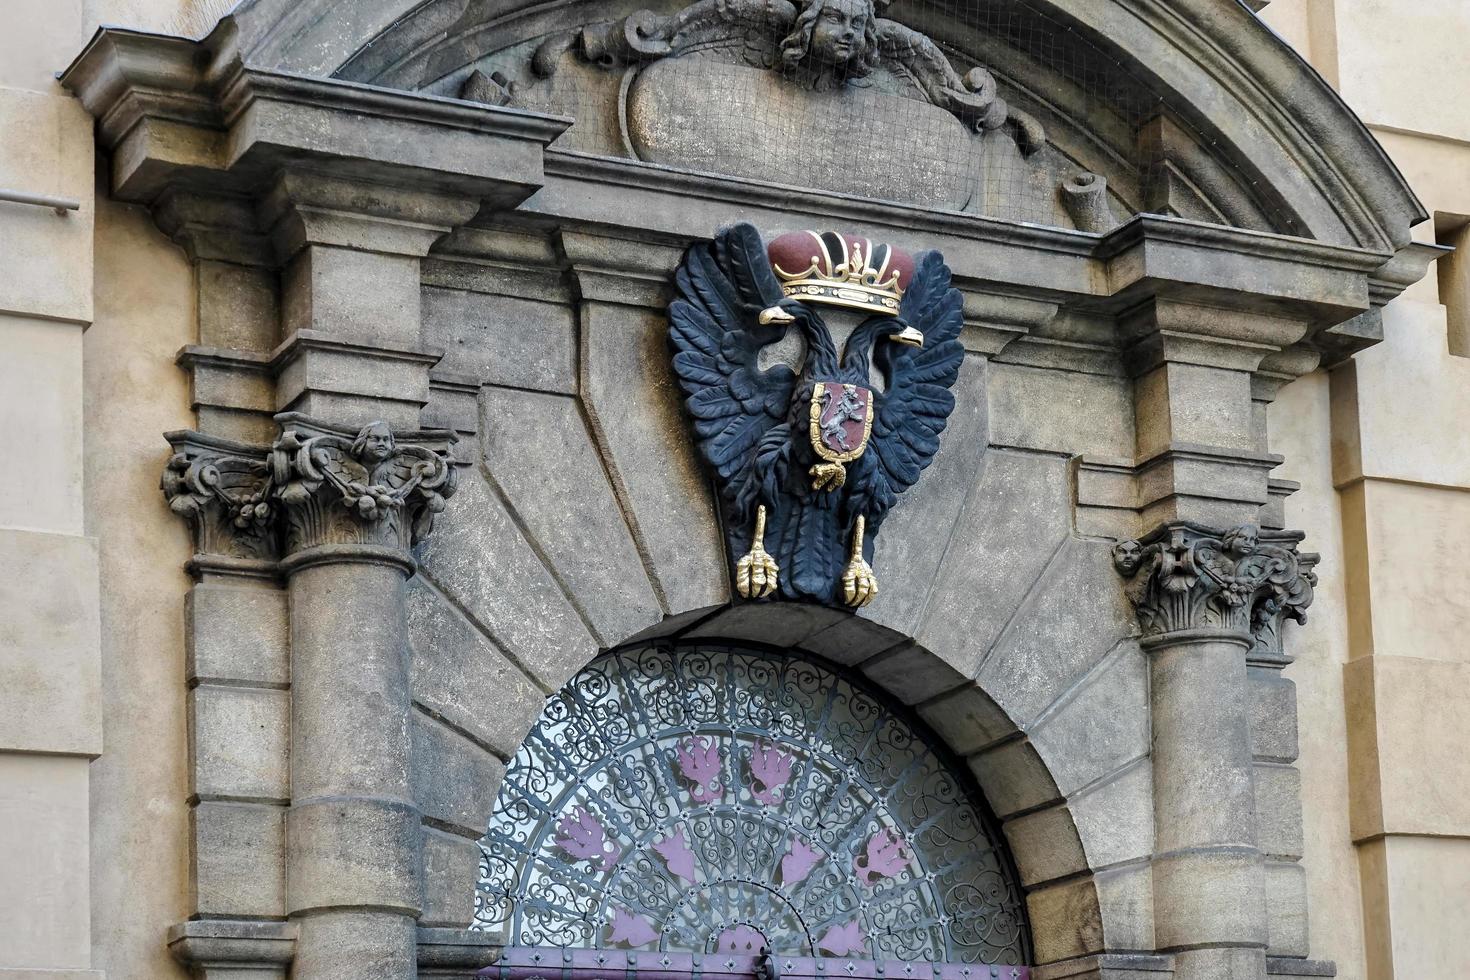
[474, 643, 1030, 966]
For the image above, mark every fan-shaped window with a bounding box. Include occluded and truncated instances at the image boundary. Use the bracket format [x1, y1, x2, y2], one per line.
[474, 642, 1030, 972]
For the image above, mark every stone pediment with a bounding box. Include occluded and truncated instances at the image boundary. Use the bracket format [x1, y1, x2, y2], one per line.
[222, 0, 1425, 252]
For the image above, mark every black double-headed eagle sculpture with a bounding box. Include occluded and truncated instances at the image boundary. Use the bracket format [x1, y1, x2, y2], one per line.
[669, 223, 965, 608]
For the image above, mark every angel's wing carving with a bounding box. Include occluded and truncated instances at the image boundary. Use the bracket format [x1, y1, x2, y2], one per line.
[668, 223, 798, 523]
[850, 249, 965, 526]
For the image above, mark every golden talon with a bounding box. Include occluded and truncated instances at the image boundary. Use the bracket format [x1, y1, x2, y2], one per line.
[809, 461, 846, 492]
[840, 515, 878, 608]
[735, 504, 779, 599]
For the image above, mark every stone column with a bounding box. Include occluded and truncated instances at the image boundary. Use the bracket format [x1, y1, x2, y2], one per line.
[267, 416, 457, 980]
[1113, 523, 1316, 980]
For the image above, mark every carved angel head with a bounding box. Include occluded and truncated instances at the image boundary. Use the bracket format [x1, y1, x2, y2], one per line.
[780, 0, 880, 91]
[1222, 524, 1259, 559]
[1112, 539, 1145, 576]
[352, 421, 396, 464]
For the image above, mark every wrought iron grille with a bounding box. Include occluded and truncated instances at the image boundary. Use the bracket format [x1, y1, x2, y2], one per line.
[474, 643, 1029, 966]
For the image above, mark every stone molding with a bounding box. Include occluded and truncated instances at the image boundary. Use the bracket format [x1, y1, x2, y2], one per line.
[1113, 522, 1317, 665]
[163, 415, 458, 574]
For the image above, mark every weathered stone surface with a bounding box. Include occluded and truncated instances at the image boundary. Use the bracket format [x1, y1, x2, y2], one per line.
[917, 685, 1018, 756]
[416, 469, 598, 692]
[422, 287, 577, 395]
[1029, 642, 1150, 796]
[291, 909, 416, 980]
[1094, 862, 1154, 954]
[988, 362, 1133, 458]
[197, 260, 279, 352]
[287, 798, 424, 915]
[1254, 763, 1305, 861]
[913, 450, 1072, 677]
[192, 801, 286, 917]
[1152, 847, 1268, 950]
[978, 539, 1136, 729]
[1003, 802, 1087, 887]
[968, 738, 1061, 819]
[283, 248, 422, 349]
[1026, 875, 1105, 964]
[480, 386, 662, 646]
[795, 613, 908, 667]
[1249, 668, 1299, 764]
[410, 711, 506, 838]
[1069, 762, 1154, 869]
[405, 578, 544, 761]
[863, 356, 989, 635]
[187, 584, 289, 687]
[422, 828, 481, 929]
[580, 301, 728, 614]
[189, 686, 289, 802]
[1264, 860, 1310, 958]
[859, 642, 970, 705]
[684, 603, 849, 650]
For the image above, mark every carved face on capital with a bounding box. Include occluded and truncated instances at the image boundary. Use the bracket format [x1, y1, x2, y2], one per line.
[353, 422, 396, 463]
[1222, 524, 1259, 558]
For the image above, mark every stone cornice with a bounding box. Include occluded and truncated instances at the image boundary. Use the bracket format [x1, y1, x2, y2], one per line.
[1113, 521, 1318, 666]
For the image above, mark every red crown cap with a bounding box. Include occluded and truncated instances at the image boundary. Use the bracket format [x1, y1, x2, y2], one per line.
[767, 231, 915, 317]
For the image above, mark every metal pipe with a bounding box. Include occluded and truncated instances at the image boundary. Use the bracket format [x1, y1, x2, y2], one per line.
[0, 188, 81, 215]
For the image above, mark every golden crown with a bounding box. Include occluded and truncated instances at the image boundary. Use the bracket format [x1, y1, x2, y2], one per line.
[767, 231, 914, 317]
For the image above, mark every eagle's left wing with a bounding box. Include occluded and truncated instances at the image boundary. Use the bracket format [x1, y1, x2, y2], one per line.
[851, 250, 965, 524]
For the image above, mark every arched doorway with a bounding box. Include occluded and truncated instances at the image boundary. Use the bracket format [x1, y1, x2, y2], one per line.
[474, 640, 1031, 971]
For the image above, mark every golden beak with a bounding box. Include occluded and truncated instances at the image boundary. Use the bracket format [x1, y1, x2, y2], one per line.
[759, 305, 797, 325]
[890, 324, 925, 347]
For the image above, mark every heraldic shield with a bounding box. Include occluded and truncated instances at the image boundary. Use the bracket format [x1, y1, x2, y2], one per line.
[810, 382, 874, 463]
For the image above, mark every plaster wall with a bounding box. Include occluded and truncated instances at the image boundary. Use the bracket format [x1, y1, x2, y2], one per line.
[1263, 3, 1470, 977]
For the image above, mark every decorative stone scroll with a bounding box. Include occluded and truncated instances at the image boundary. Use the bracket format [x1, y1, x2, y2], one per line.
[1112, 522, 1318, 663]
[161, 416, 458, 565]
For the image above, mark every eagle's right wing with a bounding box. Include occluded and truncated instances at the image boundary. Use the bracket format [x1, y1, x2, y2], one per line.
[669, 223, 796, 518]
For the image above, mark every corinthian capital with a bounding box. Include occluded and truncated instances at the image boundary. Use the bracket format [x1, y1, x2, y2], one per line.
[270, 415, 458, 558]
[162, 431, 278, 562]
[1113, 522, 1317, 663]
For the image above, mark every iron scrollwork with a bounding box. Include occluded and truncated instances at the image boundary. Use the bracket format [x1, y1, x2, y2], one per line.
[474, 644, 1029, 966]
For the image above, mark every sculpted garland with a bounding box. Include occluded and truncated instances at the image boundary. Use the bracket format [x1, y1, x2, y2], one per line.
[669, 223, 964, 607]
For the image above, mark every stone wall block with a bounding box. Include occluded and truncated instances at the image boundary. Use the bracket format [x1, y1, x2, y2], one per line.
[422, 287, 577, 394]
[1094, 862, 1155, 954]
[977, 539, 1136, 729]
[1151, 848, 1268, 951]
[422, 827, 482, 929]
[405, 579, 543, 760]
[580, 301, 729, 613]
[0, 528, 102, 756]
[1253, 763, 1304, 861]
[188, 686, 290, 802]
[286, 799, 425, 915]
[1248, 669, 1299, 764]
[916, 685, 1017, 757]
[192, 800, 287, 916]
[858, 642, 971, 705]
[988, 362, 1134, 458]
[1026, 876, 1106, 964]
[480, 386, 663, 646]
[913, 450, 1071, 676]
[968, 738, 1062, 819]
[197, 260, 279, 352]
[863, 356, 988, 635]
[1068, 762, 1155, 869]
[410, 711, 506, 839]
[416, 468, 598, 691]
[686, 604, 850, 651]
[1264, 860, 1309, 958]
[1028, 642, 1150, 796]
[1003, 802, 1088, 887]
[186, 584, 289, 686]
[282, 247, 423, 348]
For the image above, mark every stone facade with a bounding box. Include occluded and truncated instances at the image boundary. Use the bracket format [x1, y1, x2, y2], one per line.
[0, 2, 1467, 980]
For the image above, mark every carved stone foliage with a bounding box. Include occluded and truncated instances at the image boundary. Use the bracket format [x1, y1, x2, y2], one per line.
[1113, 522, 1318, 663]
[163, 432, 277, 561]
[161, 418, 458, 564]
[271, 418, 457, 556]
